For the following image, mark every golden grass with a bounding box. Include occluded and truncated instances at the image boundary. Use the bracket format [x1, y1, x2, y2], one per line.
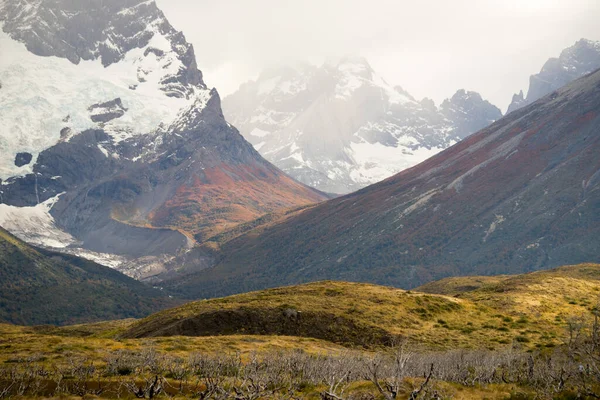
[3, 264, 599, 399]
[0, 323, 350, 369]
[123, 264, 600, 351]
[2, 263, 598, 370]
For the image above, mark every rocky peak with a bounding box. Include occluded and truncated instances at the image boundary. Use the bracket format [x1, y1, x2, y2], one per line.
[440, 89, 502, 140]
[0, 0, 327, 281]
[0, 0, 216, 179]
[550, 38, 600, 72]
[223, 58, 502, 194]
[0, 0, 204, 98]
[507, 38, 600, 114]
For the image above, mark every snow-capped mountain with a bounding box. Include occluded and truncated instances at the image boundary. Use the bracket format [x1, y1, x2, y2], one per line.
[0, 0, 208, 180]
[507, 39, 600, 114]
[0, 0, 326, 280]
[223, 57, 502, 194]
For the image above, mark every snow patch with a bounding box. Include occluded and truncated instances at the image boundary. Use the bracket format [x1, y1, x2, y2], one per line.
[0, 193, 76, 248]
[349, 140, 443, 185]
[97, 144, 109, 157]
[60, 248, 128, 269]
[249, 127, 271, 138]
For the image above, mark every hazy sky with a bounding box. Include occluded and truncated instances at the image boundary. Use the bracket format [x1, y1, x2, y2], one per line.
[157, 0, 600, 112]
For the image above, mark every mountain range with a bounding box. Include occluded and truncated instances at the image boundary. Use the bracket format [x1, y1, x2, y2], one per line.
[223, 58, 502, 194]
[0, 0, 599, 314]
[224, 40, 600, 195]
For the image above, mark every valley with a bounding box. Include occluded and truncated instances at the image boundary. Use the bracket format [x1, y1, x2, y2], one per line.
[1, 0, 599, 398]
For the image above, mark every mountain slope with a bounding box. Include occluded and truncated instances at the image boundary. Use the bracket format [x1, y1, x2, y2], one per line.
[168, 68, 600, 298]
[0, 227, 178, 326]
[223, 58, 501, 194]
[0, 0, 326, 279]
[507, 39, 600, 113]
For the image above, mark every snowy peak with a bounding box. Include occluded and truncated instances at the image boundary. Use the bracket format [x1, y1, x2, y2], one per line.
[543, 38, 600, 75]
[440, 89, 502, 140]
[223, 58, 501, 194]
[326, 56, 414, 105]
[0, 0, 204, 97]
[328, 55, 374, 80]
[252, 63, 315, 101]
[507, 38, 600, 113]
[0, 0, 215, 179]
[0, 0, 327, 281]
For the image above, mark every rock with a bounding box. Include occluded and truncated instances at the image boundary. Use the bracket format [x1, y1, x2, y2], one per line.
[507, 39, 600, 114]
[14, 152, 32, 167]
[60, 127, 73, 141]
[88, 98, 127, 123]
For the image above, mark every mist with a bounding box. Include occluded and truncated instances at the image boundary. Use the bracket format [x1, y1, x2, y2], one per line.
[156, 0, 599, 111]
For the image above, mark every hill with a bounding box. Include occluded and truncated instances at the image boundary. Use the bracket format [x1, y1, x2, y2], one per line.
[1, 264, 599, 398]
[166, 68, 600, 298]
[126, 264, 600, 350]
[0, 227, 178, 326]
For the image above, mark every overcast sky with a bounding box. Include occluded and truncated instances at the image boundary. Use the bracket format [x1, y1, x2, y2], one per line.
[157, 0, 600, 112]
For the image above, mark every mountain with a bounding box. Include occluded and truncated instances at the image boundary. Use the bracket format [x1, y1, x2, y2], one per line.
[223, 58, 501, 194]
[166, 68, 600, 298]
[507, 39, 600, 113]
[0, 226, 178, 326]
[0, 0, 326, 280]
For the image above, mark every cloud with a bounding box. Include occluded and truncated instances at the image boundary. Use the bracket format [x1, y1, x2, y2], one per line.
[157, 0, 600, 111]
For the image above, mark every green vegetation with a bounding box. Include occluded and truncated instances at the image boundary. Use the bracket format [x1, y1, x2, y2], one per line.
[0, 227, 179, 326]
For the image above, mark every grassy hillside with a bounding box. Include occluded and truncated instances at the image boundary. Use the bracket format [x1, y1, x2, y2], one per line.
[1, 264, 599, 398]
[123, 264, 600, 350]
[1, 264, 600, 399]
[0, 227, 179, 325]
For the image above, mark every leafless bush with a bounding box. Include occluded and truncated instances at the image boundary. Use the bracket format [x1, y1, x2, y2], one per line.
[4, 309, 600, 399]
[365, 341, 413, 399]
[319, 352, 364, 400]
[60, 356, 106, 396]
[122, 374, 166, 399]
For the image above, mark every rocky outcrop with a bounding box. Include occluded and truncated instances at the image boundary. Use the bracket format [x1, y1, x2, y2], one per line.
[14, 152, 32, 167]
[89, 98, 127, 123]
[507, 39, 600, 113]
[440, 89, 501, 140]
